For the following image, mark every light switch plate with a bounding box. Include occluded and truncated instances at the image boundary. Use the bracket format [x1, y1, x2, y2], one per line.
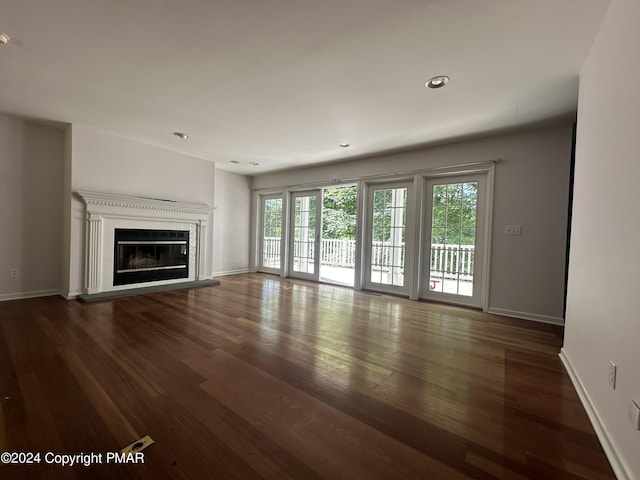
[504, 225, 522, 235]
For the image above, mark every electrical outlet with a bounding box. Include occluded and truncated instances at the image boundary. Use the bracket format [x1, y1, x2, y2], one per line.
[609, 361, 617, 389]
[504, 225, 522, 235]
[9, 268, 18, 278]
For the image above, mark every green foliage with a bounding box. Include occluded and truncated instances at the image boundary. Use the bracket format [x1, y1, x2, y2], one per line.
[265, 182, 478, 248]
[370, 187, 408, 242]
[263, 197, 283, 237]
[322, 186, 357, 239]
[431, 182, 477, 245]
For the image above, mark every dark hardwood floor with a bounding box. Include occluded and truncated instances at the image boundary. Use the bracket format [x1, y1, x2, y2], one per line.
[0, 273, 614, 479]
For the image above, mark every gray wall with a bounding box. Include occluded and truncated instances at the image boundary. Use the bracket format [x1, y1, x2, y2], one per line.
[213, 169, 252, 276]
[0, 113, 65, 300]
[253, 123, 573, 323]
[564, 0, 640, 477]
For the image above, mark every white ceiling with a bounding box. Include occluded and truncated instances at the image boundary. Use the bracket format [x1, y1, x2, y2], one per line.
[0, 0, 610, 175]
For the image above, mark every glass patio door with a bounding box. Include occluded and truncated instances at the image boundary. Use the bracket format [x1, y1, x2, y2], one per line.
[364, 181, 412, 295]
[423, 175, 486, 307]
[319, 185, 357, 287]
[289, 190, 321, 281]
[259, 194, 284, 274]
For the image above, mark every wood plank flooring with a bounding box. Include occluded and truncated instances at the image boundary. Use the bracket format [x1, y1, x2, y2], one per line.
[0, 273, 615, 479]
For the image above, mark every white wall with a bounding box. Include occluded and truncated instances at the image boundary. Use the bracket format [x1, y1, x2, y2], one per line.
[563, 0, 640, 477]
[212, 169, 252, 275]
[63, 125, 217, 297]
[253, 123, 573, 323]
[0, 113, 65, 300]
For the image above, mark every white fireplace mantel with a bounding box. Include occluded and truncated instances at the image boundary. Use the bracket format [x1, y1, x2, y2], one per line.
[76, 190, 213, 295]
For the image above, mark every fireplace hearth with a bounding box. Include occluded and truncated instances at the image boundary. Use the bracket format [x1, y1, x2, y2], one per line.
[114, 229, 189, 286]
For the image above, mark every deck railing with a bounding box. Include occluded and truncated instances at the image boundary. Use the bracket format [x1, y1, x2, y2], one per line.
[262, 237, 474, 276]
[321, 238, 356, 266]
[429, 244, 474, 280]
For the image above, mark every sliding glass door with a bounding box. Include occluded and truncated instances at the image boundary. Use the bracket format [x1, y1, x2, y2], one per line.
[259, 194, 284, 274]
[364, 181, 413, 295]
[289, 190, 321, 281]
[422, 175, 486, 307]
[257, 169, 491, 308]
[319, 185, 357, 286]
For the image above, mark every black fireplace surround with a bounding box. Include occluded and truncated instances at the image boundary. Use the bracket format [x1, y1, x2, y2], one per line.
[113, 228, 189, 286]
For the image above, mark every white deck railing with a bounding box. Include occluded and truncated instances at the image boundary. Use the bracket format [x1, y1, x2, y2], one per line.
[429, 244, 474, 280]
[263, 237, 474, 277]
[321, 238, 356, 266]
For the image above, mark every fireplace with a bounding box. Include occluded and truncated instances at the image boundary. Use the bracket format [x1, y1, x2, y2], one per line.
[76, 190, 213, 295]
[114, 229, 189, 286]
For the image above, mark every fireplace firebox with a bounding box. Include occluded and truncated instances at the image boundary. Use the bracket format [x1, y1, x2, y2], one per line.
[114, 229, 189, 286]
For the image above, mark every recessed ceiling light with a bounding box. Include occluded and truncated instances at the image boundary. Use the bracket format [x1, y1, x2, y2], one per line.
[249, 162, 260, 166]
[0, 33, 10, 45]
[173, 132, 188, 139]
[230, 160, 240, 164]
[426, 75, 450, 89]
[338, 143, 350, 148]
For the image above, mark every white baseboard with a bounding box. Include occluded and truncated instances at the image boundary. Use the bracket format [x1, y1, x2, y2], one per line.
[559, 349, 634, 480]
[0, 289, 60, 302]
[212, 268, 250, 277]
[487, 307, 564, 325]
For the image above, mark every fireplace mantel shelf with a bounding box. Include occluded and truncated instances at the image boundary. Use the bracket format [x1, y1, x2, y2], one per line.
[76, 190, 213, 216]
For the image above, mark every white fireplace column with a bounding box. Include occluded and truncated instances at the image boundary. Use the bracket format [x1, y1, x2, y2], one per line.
[76, 191, 213, 295]
[85, 211, 103, 294]
[196, 219, 208, 281]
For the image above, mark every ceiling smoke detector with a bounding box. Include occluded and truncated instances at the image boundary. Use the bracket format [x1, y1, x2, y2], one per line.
[173, 132, 188, 139]
[426, 75, 450, 89]
[338, 143, 350, 148]
[0, 33, 10, 45]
